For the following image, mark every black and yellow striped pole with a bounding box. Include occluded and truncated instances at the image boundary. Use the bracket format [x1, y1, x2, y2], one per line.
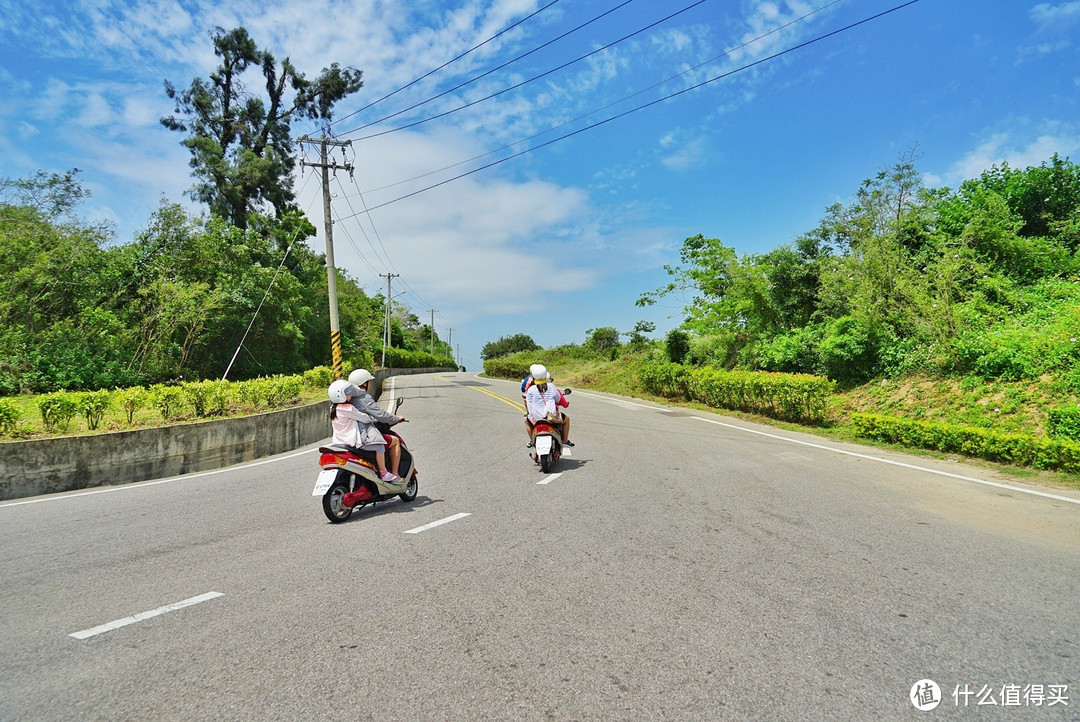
[330, 329, 343, 380]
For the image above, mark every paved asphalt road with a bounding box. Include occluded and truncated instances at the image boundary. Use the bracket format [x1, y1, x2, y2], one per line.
[1, 372, 1078, 721]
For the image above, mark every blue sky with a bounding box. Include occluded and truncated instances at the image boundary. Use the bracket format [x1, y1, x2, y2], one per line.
[2, 0, 1079, 372]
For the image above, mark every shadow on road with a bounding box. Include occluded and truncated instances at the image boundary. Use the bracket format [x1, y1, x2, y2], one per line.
[332, 495, 443, 524]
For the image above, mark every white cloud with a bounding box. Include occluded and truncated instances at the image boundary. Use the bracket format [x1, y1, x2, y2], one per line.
[1029, 1, 1080, 27]
[943, 128, 1080, 183]
[657, 129, 708, 171]
[296, 128, 596, 321]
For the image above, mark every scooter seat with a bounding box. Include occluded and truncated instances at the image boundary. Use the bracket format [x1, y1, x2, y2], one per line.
[319, 444, 378, 464]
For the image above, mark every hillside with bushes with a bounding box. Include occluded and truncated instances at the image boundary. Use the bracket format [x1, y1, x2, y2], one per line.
[485, 154, 1080, 480]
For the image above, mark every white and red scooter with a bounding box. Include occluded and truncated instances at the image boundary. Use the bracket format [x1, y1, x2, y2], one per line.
[312, 397, 418, 523]
[530, 389, 572, 473]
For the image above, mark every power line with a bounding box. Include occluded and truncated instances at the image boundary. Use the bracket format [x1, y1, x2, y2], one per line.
[329, 0, 563, 130]
[338, 0, 639, 137]
[337, 0, 920, 219]
[344, 0, 710, 143]
[348, 0, 842, 197]
[333, 173, 395, 273]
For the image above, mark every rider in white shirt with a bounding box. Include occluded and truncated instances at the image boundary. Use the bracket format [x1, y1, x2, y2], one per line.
[524, 364, 572, 447]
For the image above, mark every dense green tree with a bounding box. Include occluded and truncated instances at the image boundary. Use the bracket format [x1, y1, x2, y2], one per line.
[481, 333, 541, 360]
[585, 327, 621, 350]
[638, 152, 1080, 384]
[625, 320, 655, 346]
[162, 26, 363, 228]
[0, 171, 134, 392]
[665, 329, 690, 364]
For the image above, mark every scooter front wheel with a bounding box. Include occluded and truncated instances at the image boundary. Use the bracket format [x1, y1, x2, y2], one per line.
[322, 480, 354, 523]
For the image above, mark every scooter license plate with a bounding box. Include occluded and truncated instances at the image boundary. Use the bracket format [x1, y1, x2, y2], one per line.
[312, 468, 338, 496]
[534, 436, 553, 455]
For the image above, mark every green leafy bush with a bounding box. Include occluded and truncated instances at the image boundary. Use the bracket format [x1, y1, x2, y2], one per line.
[75, 390, 112, 430]
[483, 357, 531, 381]
[304, 366, 334, 388]
[263, 375, 304, 407]
[182, 380, 230, 417]
[0, 399, 19, 434]
[665, 329, 690, 364]
[382, 348, 455, 370]
[640, 363, 692, 400]
[38, 393, 78, 432]
[850, 412, 1080, 473]
[1047, 407, 1080, 442]
[149, 384, 185, 421]
[233, 379, 265, 410]
[640, 363, 833, 423]
[115, 386, 148, 425]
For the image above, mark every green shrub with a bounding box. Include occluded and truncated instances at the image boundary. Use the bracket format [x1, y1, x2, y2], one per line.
[483, 357, 531, 380]
[382, 347, 455, 370]
[640, 363, 833, 423]
[0, 399, 19, 434]
[1048, 407, 1080, 442]
[304, 366, 334, 388]
[39, 393, 79, 432]
[149, 384, 185, 421]
[640, 363, 692, 400]
[116, 386, 148, 425]
[665, 329, 690, 364]
[181, 380, 230, 418]
[851, 412, 1080, 473]
[263, 375, 304, 407]
[76, 390, 112, 430]
[818, 315, 878, 385]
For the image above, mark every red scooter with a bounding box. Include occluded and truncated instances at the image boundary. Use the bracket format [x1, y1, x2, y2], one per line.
[530, 389, 572, 473]
[312, 398, 418, 523]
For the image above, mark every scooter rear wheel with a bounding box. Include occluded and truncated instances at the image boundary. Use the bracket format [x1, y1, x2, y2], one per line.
[399, 472, 418, 502]
[322, 480, 354, 523]
[540, 453, 553, 473]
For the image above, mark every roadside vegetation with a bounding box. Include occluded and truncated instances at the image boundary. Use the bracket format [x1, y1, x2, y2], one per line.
[485, 153, 1080, 487]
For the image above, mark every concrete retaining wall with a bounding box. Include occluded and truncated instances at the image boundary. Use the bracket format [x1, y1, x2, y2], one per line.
[0, 367, 452, 501]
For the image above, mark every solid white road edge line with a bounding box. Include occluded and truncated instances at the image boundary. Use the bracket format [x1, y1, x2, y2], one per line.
[404, 512, 471, 534]
[69, 592, 224, 640]
[692, 416, 1080, 506]
[537, 473, 563, 485]
[574, 390, 668, 411]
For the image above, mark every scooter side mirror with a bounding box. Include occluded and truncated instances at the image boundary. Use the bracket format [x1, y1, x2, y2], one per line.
[562, 388, 572, 395]
[395, 397, 405, 410]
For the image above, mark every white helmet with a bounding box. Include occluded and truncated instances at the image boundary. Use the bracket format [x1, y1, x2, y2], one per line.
[530, 363, 548, 383]
[349, 369, 375, 386]
[328, 379, 352, 404]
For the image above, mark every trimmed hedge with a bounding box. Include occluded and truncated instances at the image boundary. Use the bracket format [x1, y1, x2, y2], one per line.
[851, 413, 1080, 473]
[483, 357, 531, 381]
[641, 363, 834, 423]
[382, 348, 455, 370]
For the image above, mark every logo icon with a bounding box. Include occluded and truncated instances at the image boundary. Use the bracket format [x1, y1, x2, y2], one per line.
[911, 679, 942, 711]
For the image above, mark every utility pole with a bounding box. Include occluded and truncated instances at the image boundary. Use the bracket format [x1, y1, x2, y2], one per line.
[298, 134, 352, 379]
[428, 309, 438, 355]
[446, 328, 454, 359]
[381, 273, 400, 368]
